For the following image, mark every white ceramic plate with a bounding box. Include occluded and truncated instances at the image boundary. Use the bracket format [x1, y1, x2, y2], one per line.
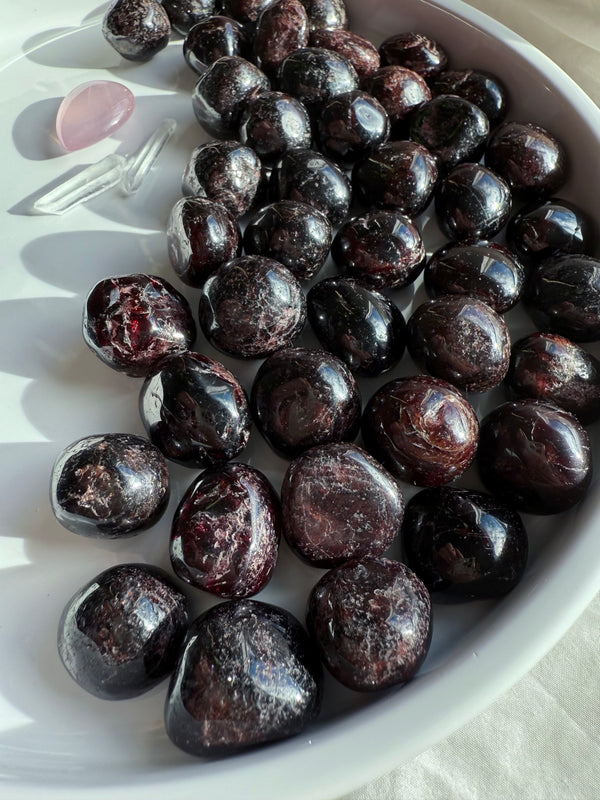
[1, 0, 600, 797]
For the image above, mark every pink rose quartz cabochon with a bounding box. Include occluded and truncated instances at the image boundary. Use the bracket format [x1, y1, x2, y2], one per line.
[55, 80, 135, 151]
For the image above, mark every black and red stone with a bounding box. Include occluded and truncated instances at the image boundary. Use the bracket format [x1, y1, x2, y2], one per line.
[378, 32, 448, 78]
[102, 0, 171, 61]
[429, 69, 508, 125]
[307, 557, 432, 691]
[253, 0, 310, 77]
[183, 16, 251, 74]
[281, 442, 405, 567]
[309, 28, 380, 77]
[171, 463, 281, 598]
[362, 66, 431, 134]
[317, 90, 390, 167]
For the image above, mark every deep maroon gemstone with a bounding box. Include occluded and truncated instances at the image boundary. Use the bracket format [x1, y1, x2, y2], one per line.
[362, 375, 479, 487]
[282, 443, 404, 567]
[164, 600, 322, 755]
[332, 209, 426, 289]
[50, 433, 170, 538]
[162, 0, 219, 35]
[182, 139, 262, 217]
[278, 47, 358, 116]
[198, 255, 306, 358]
[362, 66, 431, 134]
[271, 147, 352, 225]
[253, 0, 310, 77]
[524, 254, 600, 342]
[243, 200, 332, 280]
[171, 463, 281, 598]
[506, 198, 594, 266]
[378, 32, 448, 78]
[167, 197, 241, 287]
[183, 16, 250, 74]
[485, 121, 567, 197]
[352, 140, 438, 216]
[309, 29, 380, 77]
[221, 0, 275, 28]
[429, 69, 508, 125]
[250, 346, 361, 458]
[239, 91, 312, 164]
[435, 163, 512, 241]
[506, 332, 600, 425]
[58, 564, 188, 699]
[299, 0, 348, 31]
[191, 55, 270, 138]
[102, 0, 171, 62]
[307, 557, 432, 691]
[407, 295, 511, 393]
[317, 90, 390, 166]
[424, 241, 525, 313]
[307, 277, 406, 376]
[83, 273, 196, 376]
[139, 351, 251, 468]
[410, 95, 490, 171]
[402, 488, 528, 597]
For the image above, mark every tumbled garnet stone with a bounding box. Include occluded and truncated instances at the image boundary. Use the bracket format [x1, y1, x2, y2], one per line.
[103, 0, 171, 62]
[379, 32, 448, 77]
[183, 16, 250, 74]
[253, 0, 310, 76]
[278, 47, 358, 115]
[309, 29, 380, 76]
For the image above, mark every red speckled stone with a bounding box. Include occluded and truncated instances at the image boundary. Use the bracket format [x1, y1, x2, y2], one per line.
[309, 29, 380, 77]
[307, 557, 432, 691]
[362, 66, 431, 132]
[379, 32, 448, 77]
[253, 0, 310, 77]
[103, 0, 171, 62]
[171, 463, 281, 598]
[362, 375, 479, 487]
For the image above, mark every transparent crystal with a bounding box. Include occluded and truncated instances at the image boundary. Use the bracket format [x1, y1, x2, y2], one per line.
[33, 154, 126, 215]
[122, 118, 177, 195]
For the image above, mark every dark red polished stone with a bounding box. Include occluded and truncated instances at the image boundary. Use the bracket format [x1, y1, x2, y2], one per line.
[362, 66, 431, 134]
[477, 400, 592, 514]
[300, 0, 348, 31]
[50, 433, 170, 538]
[164, 599, 322, 755]
[102, 0, 171, 62]
[239, 90, 312, 164]
[406, 295, 511, 393]
[253, 0, 309, 77]
[307, 557, 432, 691]
[139, 351, 251, 468]
[167, 197, 241, 287]
[317, 90, 390, 166]
[281, 442, 404, 567]
[162, 0, 219, 35]
[309, 29, 380, 77]
[402, 487, 528, 598]
[429, 69, 508, 125]
[198, 255, 306, 358]
[362, 375, 479, 487]
[183, 16, 250, 74]
[58, 564, 188, 699]
[250, 347, 361, 458]
[278, 47, 358, 116]
[378, 32, 448, 78]
[222, 0, 275, 28]
[171, 463, 281, 598]
[506, 332, 600, 425]
[83, 273, 196, 376]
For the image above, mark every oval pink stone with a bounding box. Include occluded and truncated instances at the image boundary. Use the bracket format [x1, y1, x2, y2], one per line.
[56, 80, 135, 152]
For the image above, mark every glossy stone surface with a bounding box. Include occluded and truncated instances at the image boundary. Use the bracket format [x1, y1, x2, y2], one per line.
[402, 488, 528, 597]
[430, 69, 508, 125]
[221, 0, 275, 28]
[307, 277, 406, 376]
[362, 375, 479, 487]
[506, 198, 594, 266]
[300, 0, 348, 31]
[317, 90, 390, 166]
[506, 332, 600, 425]
[251, 347, 361, 458]
[162, 0, 219, 35]
[191, 55, 269, 138]
[278, 47, 358, 115]
[524, 255, 600, 342]
[199, 255, 306, 358]
[253, 0, 310, 77]
[182, 139, 262, 217]
[171, 463, 281, 598]
[102, 0, 171, 61]
[271, 147, 352, 225]
[183, 16, 250, 74]
[485, 121, 568, 197]
[407, 295, 511, 393]
[477, 400, 592, 515]
[164, 600, 322, 755]
[307, 557, 431, 691]
[362, 66, 431, 134]
[378, 32, 448, 77]
[435, 163, 512, 241]
[332, 209, 426, 289]
[239, 91, 312, 164]
[139, 352, 251, 468]
[58, 564, 188, 700]
[424, 241, 525, 314]
[352, 140, 438, 216]
[243, 200, 332, 280]
[167, 197, 241, 287]
[55, 81, 134, 152]
[83, 273, 196, 376]
[309, 29, 380, 77]
[50, 433, 170, 538]
[282, 443, 404, 567]
[410, 95, 490, 171]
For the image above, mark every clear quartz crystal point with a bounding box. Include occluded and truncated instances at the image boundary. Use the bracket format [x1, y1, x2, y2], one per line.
[33, 154, 126, 215]
[122, 118, 177, 195]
